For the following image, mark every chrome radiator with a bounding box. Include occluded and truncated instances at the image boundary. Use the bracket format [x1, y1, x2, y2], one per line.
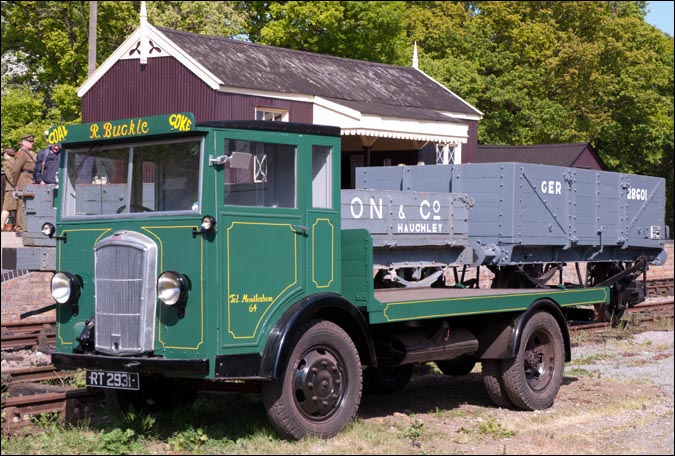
[94, 231, 157, 355]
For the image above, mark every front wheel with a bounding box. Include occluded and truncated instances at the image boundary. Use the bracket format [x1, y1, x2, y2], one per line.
[262, 320, 362, 440]
[500, 311, 565, 410]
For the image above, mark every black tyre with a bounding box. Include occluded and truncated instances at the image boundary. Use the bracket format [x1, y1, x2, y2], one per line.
[436, 357, 477, 377]
[363, 364, 413, 394]
[481, 359, 513, 408]
[501, 312, 565, 410]
[262, 320, 362, 440]
[104, 376, 197, 416]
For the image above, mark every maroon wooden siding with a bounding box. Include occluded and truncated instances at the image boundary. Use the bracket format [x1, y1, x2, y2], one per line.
[82, 57, 313, 124]
[462, 120, 478, 163]
[572, 149, 604, 170]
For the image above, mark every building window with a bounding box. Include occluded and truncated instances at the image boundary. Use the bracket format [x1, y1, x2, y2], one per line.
[255, 108, 288, 122]
[435, 143, 461, 164]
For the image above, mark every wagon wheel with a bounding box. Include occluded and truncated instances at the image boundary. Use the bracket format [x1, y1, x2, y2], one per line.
[500, 311, 565, 410]
[262, 320, 362, 440]
[363, 364, 413, 394]
[588, 263, 627, 325]
[593, 300, 626, 325]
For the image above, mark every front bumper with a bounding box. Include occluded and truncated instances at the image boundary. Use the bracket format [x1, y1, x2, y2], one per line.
[52, 352, 209, 376]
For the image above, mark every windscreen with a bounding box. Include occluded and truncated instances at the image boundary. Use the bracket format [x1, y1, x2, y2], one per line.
[62, 138, 201, 217]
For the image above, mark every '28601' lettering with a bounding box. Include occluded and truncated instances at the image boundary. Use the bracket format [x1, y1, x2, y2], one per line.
[627, 188, 648, 201]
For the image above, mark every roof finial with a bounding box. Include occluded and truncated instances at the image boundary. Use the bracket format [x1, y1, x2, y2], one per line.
[140, 1, 147, 28]
[412, 41, 419, 69]
[139, 1, 148, 65]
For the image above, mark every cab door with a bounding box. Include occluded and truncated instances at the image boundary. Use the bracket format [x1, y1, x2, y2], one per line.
[306, 143, 341, 295]
[214, 129, 307, 349]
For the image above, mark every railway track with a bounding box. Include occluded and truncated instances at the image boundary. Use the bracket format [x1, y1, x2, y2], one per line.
[1, 365, 78, 384]
[569, 298, 674, 332]
[1, 388, 101, 436]
[1, 320, 55, 352]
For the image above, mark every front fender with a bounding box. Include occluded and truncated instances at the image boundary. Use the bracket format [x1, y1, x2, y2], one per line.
[259, 293, 376, 379]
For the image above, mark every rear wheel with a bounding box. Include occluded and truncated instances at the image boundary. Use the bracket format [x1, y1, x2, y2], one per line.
[481, 360, 513, 408]
[501, 312, 565, 410]
[262, 320, 362, 440]
[363, 364, 413, 394]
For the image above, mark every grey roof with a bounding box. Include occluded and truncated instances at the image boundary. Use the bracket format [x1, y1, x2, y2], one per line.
[475, 143, 603, 167]
[157, 27, 481, 118]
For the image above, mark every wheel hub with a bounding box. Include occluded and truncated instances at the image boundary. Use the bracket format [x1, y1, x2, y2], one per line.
[524, 332, 553, 391]
[293, 348, 343, 419]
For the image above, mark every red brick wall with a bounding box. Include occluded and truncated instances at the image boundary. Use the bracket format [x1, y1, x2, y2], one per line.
[1, 272, 54, 323]
[648, 240, 674, 281]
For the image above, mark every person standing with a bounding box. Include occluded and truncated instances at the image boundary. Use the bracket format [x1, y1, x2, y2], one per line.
[34, 142, 62, 184]
[1, 147, 18, 231]
[10, 134, 36, 236]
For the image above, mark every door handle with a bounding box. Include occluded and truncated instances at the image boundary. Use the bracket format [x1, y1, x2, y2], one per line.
[292, 225, 309, 236]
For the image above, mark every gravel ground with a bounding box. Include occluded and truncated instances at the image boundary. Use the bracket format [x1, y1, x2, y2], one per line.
[572, 330, 674, 396]
[1, 348, 52, 370]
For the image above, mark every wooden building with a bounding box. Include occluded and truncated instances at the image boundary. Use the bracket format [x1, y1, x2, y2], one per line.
[77, 10, 482, 187]
[474, 143, 606, 171]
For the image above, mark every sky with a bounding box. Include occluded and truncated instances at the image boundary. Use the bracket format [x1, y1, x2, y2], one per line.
[644, 1, 674, 36]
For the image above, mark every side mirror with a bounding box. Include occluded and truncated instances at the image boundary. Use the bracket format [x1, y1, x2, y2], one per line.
[209, 151, 251, 169]
[228, 151, 252, 169]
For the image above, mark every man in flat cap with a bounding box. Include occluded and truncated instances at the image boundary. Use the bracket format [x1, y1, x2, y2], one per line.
[9, 134, 37, 236]
[34, 142, 62, 185]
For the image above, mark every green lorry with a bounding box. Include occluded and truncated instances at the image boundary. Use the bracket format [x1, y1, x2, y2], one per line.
[46, 113, 640, 439]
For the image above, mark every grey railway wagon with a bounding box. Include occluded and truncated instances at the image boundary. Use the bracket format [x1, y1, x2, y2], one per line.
[340, 189, 473, 282]
[356, 162, 667, 266]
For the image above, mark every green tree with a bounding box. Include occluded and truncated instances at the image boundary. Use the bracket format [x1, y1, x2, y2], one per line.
[239, 1, 409, 64]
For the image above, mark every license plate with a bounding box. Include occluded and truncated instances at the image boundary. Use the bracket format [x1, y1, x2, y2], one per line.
[86, 370, 140, 390]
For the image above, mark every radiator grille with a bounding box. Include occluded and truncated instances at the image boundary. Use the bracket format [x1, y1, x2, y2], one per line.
[94, 231, 157, 355]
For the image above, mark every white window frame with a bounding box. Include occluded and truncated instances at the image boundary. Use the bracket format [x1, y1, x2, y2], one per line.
[435, 143, 462, 164]
[255, 107, 289, 122]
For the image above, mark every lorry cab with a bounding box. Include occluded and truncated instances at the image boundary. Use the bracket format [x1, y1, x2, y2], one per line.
[51, 114, 343, 379]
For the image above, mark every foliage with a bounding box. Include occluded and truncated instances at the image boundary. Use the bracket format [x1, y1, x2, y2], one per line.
[100, 427, 140, 454]
[402, 416, 425, 444]
[167, 426, 209, 452]
[147, 1, 247, 37]
[1, 0, 673, 229]
[469, 416, 516, 439]
[118, 407, 157, 436]
[30, 412, 61, 429]
[240, 1, 409, 64]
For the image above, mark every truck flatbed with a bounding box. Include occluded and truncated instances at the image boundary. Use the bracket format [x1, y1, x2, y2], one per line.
[370, 286, 608, 323]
